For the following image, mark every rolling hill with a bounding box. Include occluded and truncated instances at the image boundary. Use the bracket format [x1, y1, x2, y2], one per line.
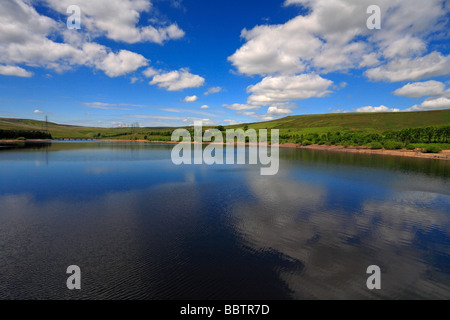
[0, 109, 449, 140]
[234, 109, 450, 133]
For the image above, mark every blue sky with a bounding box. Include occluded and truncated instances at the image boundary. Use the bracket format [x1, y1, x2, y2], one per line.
[0, 0, 449, 127]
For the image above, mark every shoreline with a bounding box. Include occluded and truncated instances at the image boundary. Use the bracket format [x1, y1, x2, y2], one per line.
[296, 144, 450, 160]
[1, 139, 449, 161]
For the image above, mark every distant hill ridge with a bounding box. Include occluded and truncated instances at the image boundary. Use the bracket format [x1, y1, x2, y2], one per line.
[0, 109, 449, 139]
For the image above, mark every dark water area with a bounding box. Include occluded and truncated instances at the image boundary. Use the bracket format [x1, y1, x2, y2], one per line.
[0, 142, 448, 299]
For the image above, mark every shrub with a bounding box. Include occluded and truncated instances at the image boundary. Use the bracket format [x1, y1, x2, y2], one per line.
[16, 137, 27, 140]
[422, 145, 442, 153]
[317, 140, 326, 145]
[383, 140, 403, 150]
[369, 142, 383, 149]
[405, 144, 415, 150]
[302, 140, 312, 146]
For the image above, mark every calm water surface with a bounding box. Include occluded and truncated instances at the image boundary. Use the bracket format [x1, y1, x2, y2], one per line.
[0, 142, 448, 299]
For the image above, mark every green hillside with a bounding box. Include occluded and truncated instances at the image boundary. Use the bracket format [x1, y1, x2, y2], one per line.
[233, 109, 450, 133]
[0, 110, 449, 147]
[0, 118, 172, 139]
[232, 110, 450, 151]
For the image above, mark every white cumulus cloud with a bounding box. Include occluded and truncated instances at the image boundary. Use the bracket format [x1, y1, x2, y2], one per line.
[150, 69, 205, 91]
[247, 74, 333, 106]
[365, 52, 450, 82]
[393, 81, 446, 98]
[0, 0, 181, 78]
[142, 67, 158, 78]
[266, 106, 293, 117]
[43, 0, 185, 44]
[225, 0, 450, 118]
[183, 95, 198, 103]
[405, 97, 450, 112]
[96, 50, 148, 77]
[355, 105, 400, 113]
[0, 65, 33, 77]
[230, 0, 449, 77]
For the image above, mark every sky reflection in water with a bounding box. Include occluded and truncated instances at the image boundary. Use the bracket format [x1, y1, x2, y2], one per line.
[0, 142, 448, 299]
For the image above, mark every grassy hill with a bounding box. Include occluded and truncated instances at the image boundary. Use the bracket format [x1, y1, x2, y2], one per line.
[0, 109, 449, 142]
[0, 118, 172, 139]
[235, 110, 450, 151]
[233, 109, 450, 133]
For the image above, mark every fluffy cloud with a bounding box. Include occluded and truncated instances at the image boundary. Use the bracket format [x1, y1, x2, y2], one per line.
[228, 20, 317, 75]
[266, 106, 293, 117]
[359, 53, 381, 68]
[247, 74, 333, 106]
[0, 0, 57, 45]
[142, 67, 158, 78]
[355, 105, 400, 113]
[393, 81, 446, 98]
[96, 50, 148, 77]
[405, 97, 450, 112]
[75, 42, 149, 77]
[229, 0, 449, 81]
[366, 52, 450, 82]
[0, 0, 78, 72]
[43, 0, 185, 44]
[204, 87, 223, 95]
[200, 105, 209, 109]
[150, 69, 205, 91]
[0, 65, 33, 77]
[224, 74, 331, 119]
[139, 24, 185, 44]
[225, 0, 450, 120]
[183, 95, 198, 103]
[0, 0, 182, 78]
[33, 109, 44, 114]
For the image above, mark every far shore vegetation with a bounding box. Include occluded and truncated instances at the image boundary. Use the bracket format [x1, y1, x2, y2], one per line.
[1, 110, 449, 153]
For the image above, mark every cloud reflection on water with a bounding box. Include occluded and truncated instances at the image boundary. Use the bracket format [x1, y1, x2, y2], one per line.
[0, 144, 448, 299]
[230, 170, 450, 299]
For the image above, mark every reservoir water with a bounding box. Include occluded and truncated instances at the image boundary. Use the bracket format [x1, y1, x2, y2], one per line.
[0, 142, 448, 299]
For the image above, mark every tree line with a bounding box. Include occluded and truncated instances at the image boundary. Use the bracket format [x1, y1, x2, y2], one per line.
[290, 126, 450, 145]
[0, 129, 52, 140]
[167, 125, 450, 147]
[283, 125, 450, 152]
